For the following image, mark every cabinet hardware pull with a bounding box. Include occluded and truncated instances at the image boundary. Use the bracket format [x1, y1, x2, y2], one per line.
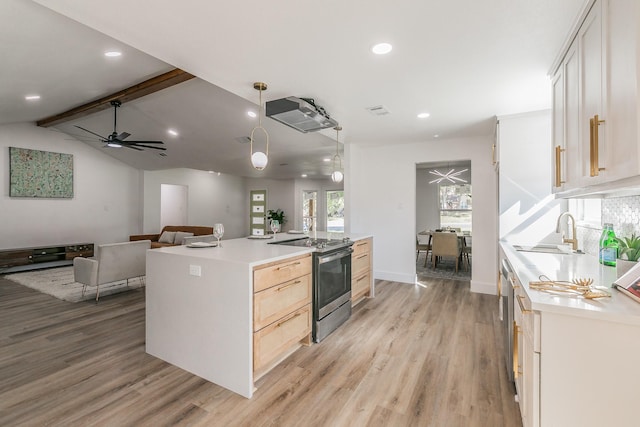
[593, 114, 605, 175]
[497, 269, 502, 301]
[357, 242, 367, 247]
[589, 116, 596, 176]
[277, 312, 301, 328]
[516, 295, 532, 314]
[277, 280, 301, 291]
[356, 275, 367, 282]
[492, 143, 497, 166]
[277, 261, 301, 270]
[509, 276, 519, 289]
[513, 321, 519, 379]
[356, 254, 368, 260]
[554, 145, 565, 187]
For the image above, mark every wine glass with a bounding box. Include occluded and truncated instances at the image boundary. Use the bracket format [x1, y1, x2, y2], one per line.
[270, 219, 280, 237]
[213, 223, 224, 247]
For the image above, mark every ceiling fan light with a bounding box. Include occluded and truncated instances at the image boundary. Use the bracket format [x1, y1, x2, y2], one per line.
[107, 142, 122, 148]
[251, 151, 268, 170]
[331, 170, 344, 183]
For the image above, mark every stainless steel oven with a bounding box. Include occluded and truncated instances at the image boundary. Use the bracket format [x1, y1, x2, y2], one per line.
[270, 237, 354, 342]
[501, 258, 514, 383]
[314, 246, 352, 342]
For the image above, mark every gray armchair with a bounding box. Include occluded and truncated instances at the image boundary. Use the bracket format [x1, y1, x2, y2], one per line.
[74, 240, 151, 301]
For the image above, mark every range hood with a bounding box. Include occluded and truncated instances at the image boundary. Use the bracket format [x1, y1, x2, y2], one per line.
[266, 97, 338, 133]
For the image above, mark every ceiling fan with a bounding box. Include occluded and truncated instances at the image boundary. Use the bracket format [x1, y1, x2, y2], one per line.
[74, 100, 166, 151]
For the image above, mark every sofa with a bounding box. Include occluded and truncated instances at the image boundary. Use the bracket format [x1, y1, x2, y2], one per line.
[129, 225, 214, 249]
[73, 240, 151, 302]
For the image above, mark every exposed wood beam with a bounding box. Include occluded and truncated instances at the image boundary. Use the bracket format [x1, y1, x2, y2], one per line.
[36, 68, 195, 128]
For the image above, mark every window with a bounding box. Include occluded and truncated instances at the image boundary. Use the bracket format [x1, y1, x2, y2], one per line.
[302, 190, 317, 232]
[439, 184, 472, 231]
[326, 190, 344, 233]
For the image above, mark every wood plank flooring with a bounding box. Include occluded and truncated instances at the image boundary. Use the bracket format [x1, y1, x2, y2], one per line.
[0, 275, 521, 427]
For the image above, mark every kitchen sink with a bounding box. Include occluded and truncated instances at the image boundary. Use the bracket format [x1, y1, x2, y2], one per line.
[512, 244, 574, 254]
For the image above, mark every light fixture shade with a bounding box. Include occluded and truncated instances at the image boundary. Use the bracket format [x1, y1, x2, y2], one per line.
[331, 170, 344, 183]
[251, 151, 268, 170]
[107, 142, 122, 148]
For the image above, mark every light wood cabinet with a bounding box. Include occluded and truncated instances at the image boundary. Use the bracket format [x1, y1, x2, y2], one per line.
[552, 0, 640, 195]
[253, 253, 312, 374]
[351, 237, 372, 306]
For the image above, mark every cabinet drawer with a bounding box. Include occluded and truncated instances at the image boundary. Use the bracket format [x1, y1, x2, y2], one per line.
[254, 254, 312, 293]
[253, 304, 311, 372]
[352, 238, 371, 257]
[352, 251, 370, 276]
[254, 274, 311, 331]
[352, 271, 370, 301]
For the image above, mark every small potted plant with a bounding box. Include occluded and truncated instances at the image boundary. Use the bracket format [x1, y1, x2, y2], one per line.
[267, 209, 286, 232]
[616, 233, 640, 277]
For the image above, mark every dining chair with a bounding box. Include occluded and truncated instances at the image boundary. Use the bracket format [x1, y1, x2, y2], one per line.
[416, 235, 431, 267]
[431, 232, 462, 272]
[462, 236, 472, 268]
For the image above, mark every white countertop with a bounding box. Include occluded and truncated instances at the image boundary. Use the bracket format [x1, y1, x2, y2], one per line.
[154, 232, 372, 267]
[500, 241, 640, 326]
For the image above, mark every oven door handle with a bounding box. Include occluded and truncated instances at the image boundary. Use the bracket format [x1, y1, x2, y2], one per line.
[317, 248, 353, 264]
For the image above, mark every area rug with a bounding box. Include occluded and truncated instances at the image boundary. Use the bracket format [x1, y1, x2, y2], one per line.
[416, 253, 471, 281]
[3, 266, 144, 302]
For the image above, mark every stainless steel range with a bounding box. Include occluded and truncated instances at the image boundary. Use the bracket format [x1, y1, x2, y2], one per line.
[271, 237, 353, 342]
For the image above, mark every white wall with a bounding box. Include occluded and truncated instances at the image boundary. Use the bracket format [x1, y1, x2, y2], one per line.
[143, 169, 247, 239]
[160, 183, 188, 228]
[498, 110, 565, 244]
[346, 135, 497, 294]
[0, 122, 142, 248]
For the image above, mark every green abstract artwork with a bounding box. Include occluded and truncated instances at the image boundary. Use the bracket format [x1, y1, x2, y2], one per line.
[9, 147, 74, 198]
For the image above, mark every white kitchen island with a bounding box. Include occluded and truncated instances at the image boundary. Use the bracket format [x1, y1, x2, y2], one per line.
[146, 232, 372, 398]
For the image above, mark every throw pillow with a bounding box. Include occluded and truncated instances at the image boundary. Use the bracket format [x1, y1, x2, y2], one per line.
[174, 231, 194, 245]
[158, 231, 177, 244]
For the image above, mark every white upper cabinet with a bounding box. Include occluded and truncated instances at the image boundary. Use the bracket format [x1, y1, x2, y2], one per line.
[552, 0, 640, 196]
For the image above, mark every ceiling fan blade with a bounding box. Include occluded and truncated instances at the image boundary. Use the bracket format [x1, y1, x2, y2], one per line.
[130, 144, 167, 151]
[122, 145, 143, 151]
[122, 140, 164, 144]
[117, 132, 131, 140]
[74, 125, 108, 140]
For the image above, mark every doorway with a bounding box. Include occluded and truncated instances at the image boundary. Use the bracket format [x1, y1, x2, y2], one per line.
[160, 184, 188, 229]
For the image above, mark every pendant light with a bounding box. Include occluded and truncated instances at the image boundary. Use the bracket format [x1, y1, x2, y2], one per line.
[331, 125, 343, 183]
[429, 164, 468, 184]
[250, 82, 269, 170]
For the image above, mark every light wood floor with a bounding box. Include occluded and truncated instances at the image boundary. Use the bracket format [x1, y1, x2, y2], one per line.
[0, 275, 521, 427]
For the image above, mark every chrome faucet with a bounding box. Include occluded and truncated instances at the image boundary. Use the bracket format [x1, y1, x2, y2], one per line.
[556, 212, 578, 251]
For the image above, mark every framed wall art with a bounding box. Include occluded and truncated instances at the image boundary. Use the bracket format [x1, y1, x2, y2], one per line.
[9, 147, 74, 198]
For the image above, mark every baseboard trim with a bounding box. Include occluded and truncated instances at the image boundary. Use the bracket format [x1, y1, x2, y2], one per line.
[374, 270, 415, 285]
[471, 279, 496, 295]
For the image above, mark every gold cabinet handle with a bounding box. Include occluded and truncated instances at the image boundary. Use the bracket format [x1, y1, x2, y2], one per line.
[355, 254, 368, 260]
[277, 312, 301, 328]
[276, 280, 301, 292]
[590, 114, 606, 176]
[277, 261, 301, 270]
[516, 295, 532, 314]
[554, 145, 565, 187]
[355, 275, 368, 282]
[513, 322, 519, 379]
[492, 143, 497, 166]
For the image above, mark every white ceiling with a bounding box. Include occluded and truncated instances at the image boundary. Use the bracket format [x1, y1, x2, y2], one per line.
[2, 0, 587, 179]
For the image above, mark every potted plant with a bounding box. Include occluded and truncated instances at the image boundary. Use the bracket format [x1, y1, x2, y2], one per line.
[616, 233, 640, 277]
[267, 209, 286, 232]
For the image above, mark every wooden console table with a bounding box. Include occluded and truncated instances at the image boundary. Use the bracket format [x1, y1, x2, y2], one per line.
[0, 243, 94, 274]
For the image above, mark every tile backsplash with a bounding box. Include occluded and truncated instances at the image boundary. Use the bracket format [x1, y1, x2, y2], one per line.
[578, 195, 640, 256]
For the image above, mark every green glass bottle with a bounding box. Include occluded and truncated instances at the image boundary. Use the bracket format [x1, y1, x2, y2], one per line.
[599, 223, 618, 267]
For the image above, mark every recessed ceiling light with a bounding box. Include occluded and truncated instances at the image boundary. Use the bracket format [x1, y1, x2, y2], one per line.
[372, 42, 392, 55]
[104, 51, 122, 57]
[25, 95, 41, 101]
[247, 111, 257, 118]
[417, 112, 430, 119]
[167, 129, 179, 136]
[323, 158, 331, 162]
[301, 174, 308, 178]
[208, 170, 215, 174]
[434, 134, 440, 138]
